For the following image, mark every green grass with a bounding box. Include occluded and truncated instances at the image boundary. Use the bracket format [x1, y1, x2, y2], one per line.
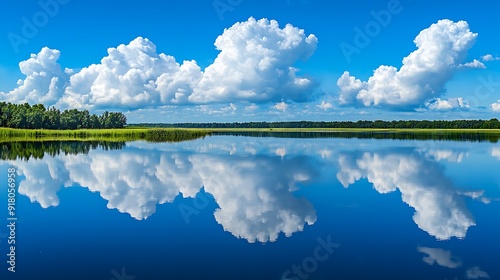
[0, 128, 211, 143]
[2, 127, 500, 143]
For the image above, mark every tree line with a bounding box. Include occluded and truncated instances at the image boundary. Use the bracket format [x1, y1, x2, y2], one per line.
[0, 102, 127, 129]
[130, 119, 500, 129]
[212, 131, 500, 143]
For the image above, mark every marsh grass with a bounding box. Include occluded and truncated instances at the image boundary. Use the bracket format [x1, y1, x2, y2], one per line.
[0, 128, 211, 143]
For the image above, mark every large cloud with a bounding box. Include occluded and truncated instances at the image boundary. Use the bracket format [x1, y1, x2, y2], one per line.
[336, 150, 476, 240]
[61, 37, 203, 109]
[338, 19, 478, 110]
[189, 17, 318, 103]
[2, 18, 317, 111]
[0, 47, 72, 107]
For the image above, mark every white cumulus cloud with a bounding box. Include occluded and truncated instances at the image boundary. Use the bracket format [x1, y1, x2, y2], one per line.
[338, 19, 479, 110]
[189, 17, 318, 104]
[425, 97, 470, 111]
[2, 18, 318, 112]
[0, 47, 72, 107]
[61, 37, 200, 110]
[274, 101, 288, 111]
[317, 101, 333, 110]
[482, 54, 500, 62]
[458, 59, 485, 69]
[491, 100, 500, 112]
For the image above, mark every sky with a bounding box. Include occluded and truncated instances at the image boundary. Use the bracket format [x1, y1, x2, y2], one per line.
[1, 0, 500, 123]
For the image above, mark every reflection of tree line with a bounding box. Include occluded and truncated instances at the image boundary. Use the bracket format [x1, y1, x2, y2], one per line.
[213, 131, 500, 142]
[0, 141, 126, 161]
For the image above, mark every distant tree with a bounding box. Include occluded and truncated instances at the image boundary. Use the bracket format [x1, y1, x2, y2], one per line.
[89, 114, 100, 129]
[44, 107, 61, 129]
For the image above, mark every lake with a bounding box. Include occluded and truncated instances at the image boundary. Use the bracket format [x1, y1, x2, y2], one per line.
[1, 134, 499, 280]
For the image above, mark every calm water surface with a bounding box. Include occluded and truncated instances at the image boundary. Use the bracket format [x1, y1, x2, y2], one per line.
[1, 135, 499, 280]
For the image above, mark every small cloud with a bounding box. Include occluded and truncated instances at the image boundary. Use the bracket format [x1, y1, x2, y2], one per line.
[417, 247, 462, 269]
[425, 97, 469, 111]
[482, 54, 500, 62]
[458, 190, 491, 204]
[491, 100, 500, 112]
[274, 101, 288, 111]
[245, 103, 258, 111]
[221, 103, 237, 112]
[466, 267, 490, 279]
[458, 59, 486, 69]
[317, 101, 333, 110]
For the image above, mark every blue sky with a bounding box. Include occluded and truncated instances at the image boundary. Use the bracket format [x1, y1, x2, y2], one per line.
[1, 0, 500, 123]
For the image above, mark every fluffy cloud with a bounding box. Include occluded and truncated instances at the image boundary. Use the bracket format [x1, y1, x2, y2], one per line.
[336, 150, 476, 240]
[2, 18, 318, 111]
[458, 59, 485, 69]
[338, 19, 479, 110]
[466, 267, 490, 279]
[417, 247, 462, 268]
[189, 17, 318, 103]
[317, 101, 333, 110]
[0, 47, 72, 107]
[60, 37, 200, 109]
[274, 101, 288, 111]
[482, 54, 500, 62]
[425, 97, 470, 111]
[245, 103, 258, 111]
[491, 100, 500, 112]
[458, 190, 491, 204]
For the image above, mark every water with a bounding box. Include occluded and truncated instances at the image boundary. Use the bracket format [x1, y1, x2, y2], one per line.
[1, 135, 499, 280]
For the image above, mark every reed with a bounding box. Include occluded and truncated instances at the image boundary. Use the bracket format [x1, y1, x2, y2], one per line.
[0, 128, 211, 142]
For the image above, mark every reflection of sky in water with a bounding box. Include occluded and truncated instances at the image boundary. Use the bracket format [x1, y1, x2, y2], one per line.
[1, 136, 500, 279]
[11, 141, 320, 243]
[337, 149, 475, 240]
